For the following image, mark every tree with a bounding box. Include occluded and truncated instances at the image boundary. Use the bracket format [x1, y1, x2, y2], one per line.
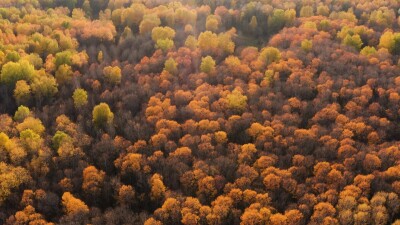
[13, 80, 31, 105]
[54, 51, 73, 69]
[206, 16, 219, 32]
[156, 39, 175, 52]
[249, 16, 257, 33]
[14, 105, 30, 122]
[343, 34, 363, 50]
[198, 31, 219, 53]
[258, 47, 281, 67]
[150, 173, 166, 203]
[72, 88, 88, 109]
[140, 14, 161, 34]
[121, 4, 145, 27]
[16, 117, 45, 136]
[200, 56, 216, 74]
[301, 39, 313, 52]
[55, 64, 73, 85]
[0, 163, 31, 205]
[164, 58, 178, 75]
[185, 35, 198, 50]
[30, 73, 58, 103]
[0, 60, 35, 87]
[118, 185, 135, 206]
[82, 166, 105, 198]
[151, 26, 176, 42]
[52, 131, 72, 150]
[103, 66, 122, 85]
[61, 192, 89, 215]
[92, 103, 114, 128]
[227, 89, 248, 114]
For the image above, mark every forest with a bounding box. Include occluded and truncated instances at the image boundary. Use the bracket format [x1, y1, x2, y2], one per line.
[0, 0, 400, 224]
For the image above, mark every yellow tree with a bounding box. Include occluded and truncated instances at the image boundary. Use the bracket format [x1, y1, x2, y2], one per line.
[61, 192, 89, 215]
[82, 166, 105, 197]
[92, 103, 114, 129]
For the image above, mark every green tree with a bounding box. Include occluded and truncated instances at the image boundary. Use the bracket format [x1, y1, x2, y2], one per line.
[200, 56, 216, 74]
[268, 9, 286, 34]
[360, 46, 377, 56]
[0, 60, 35, 87]
[5, 51, 20, 62]
[156, 39, 174, 52]
[301, 39, 313, 52]
[259, 47, 281, 67]
[14, 105, 30, 122]
[72, 88, 88, 109]
[92, 103, 114, 128]
[343, 34, 363, 50]
[52, 131, 72, 150]
[54, 51, 73, 69]
[30, 73, 58, 103]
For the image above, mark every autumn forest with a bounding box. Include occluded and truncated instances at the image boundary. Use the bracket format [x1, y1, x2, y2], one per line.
[0, 0, 400, 224]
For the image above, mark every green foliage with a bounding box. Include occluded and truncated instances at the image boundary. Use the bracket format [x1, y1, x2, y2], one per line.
[164, 58, 178, 75]
[343, 34, 363, 50]
[264, 70, 274, 86]
[30, 73, 58, 101]
[259, 47, 281, 67]
[200, 56, 216, 74]
[92, 103, 114, 128]
[227, 89, 248, 114]
[5, 51, 20, 62]
[14, 105, 30, 122]
[0, 60, 35, 87]
[156, 39, 174, 52]
[393, 33, 400, 55]
[268, 9, 295, 34]
[72, 88, 88, 108]
[301, 39, 313, 52]
[360, 46, 377, 56]
[54, 51, 73, 69]
[52, 131, 72, 150]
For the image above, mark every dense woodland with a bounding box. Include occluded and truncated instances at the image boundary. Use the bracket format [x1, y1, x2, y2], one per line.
[0, 0, 400, 224]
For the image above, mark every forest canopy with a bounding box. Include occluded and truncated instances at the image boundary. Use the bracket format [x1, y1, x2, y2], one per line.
[0, 0, 400, 224]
